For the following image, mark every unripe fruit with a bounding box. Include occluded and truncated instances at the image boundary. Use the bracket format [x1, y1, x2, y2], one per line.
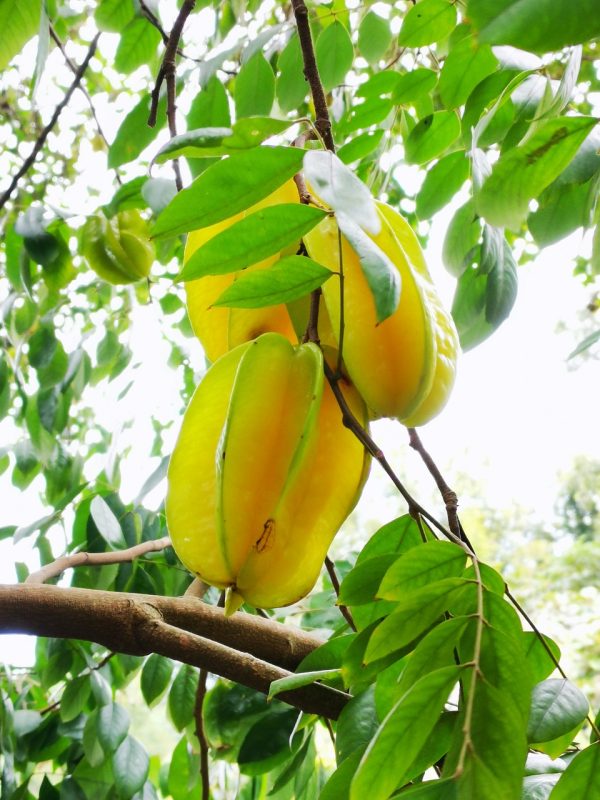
[304, 203, 458, 425]
[166, 333, 370, 611]
[80, 210, 154, 285]
[184, 181, 299, 363]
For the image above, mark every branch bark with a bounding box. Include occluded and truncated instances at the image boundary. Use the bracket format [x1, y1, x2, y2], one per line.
[0, 583, 349, 719]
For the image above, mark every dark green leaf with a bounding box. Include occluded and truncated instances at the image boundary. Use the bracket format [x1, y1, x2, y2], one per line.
[476, 116, 597, 229]
[319, 745, 365, 800]
[336, 686, 378, 764]
[60, 676, 91, 722]
[468, 0, 600, 52]
[416, 151, 469, 219]
[212, 255, 332, 308]
[153, 146, 305, 238]
[277, 34, 307, 111]
[168, 664, 199, 731]
[550, 744, 600, 800]
[235, 51, 275, 118]
[237, 709, 298, 775]
[337, 211, 401, 324]
[316, 21, 354, 91]
[112, 736, 149, 799]
[350, 666, 462, 800]
[108, 94, 167, 169]
[97, 703, 129, 755]
[398, 0, 457, 46]
[528, 180, 592, 246]
[339, 554, 399, 606]
[358, 12, 392, 64]
[114, 18, 161, 74]
[378, 541, 468, 599]
[438, 39, 497, 110]
[528, 679, 589, 744]
[179, 204, 327, 279]
[404, 111, 461, 164]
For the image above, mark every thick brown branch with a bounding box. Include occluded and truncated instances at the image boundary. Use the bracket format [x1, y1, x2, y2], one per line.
[291, 0, 335, 152]
[0, 583, 348, 719]
[25, 537, 172, 584]
[0, 34, 101, 212]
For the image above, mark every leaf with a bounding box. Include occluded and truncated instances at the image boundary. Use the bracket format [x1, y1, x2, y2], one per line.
[114, 17, 161, 74]
[398, 0, 457, 47]
[140, 654, 174, 707]
[304, 149, 380, 235]
[528, 181, 591, 247]
[336, 211, 400, 324]
[378, 541, 468, 599]
[108, 94, 167, 169]
[568, 328, 600, 360]
[550, 743, 600, 800]
[153, 146, 305, 238]
[338, 554, 400, 606]
[523, 632, 561, 684]
[392, 68, 438, 105]
[476, 116, 597, 229]
[485, 237, 518, 326]
[416, 151, 469, 219]
[522, 773, 561, 799]
[336, 686, 379, 764]
[95, 0, 135, 32]
[468, 0, 600, 53]
[112, 736, 149, 799]
[168, 664, 199, 731]
[90, 495, 125, 548]
[350, 666, 462, 800]
[97, 703, 130, 755]
[268, 669, 341, 700]
[179, 204, 327, 279]
[358, 12, 392, 64]
[213, 256, 333, 308]
[60, 676, 91, 722]
[316, 21, 354, 91]
[527, 679, 589, 744]
[438, 39, 498, 110]
[320, 747, 365, 800]
[237, 709, 298, 775]
[141, 178, 177, 216]
[357, 514, 424, 563]
[0, 0, 40, 70]
[276, 34, 307, 111]
[133, 457, 170, 505]
[391, 779, 457, 798]
[31, 1, 50, 100]
[234, 51, 275, 118]
[338, 130, 384, 165]
[404, 111, 461, 165]
[537, 46, 582, 121]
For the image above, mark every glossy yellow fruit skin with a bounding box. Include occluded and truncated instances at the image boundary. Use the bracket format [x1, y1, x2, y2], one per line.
[166, 332, 370, 610]
[81, 210, 154, 285]
[184, 181, 299, 363]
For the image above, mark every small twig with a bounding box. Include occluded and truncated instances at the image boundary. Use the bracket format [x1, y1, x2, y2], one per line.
[0, 33, 100, 212]
[407, 428, 461, 540]
[184, 578, 209, 598]
[138, 0, 169, 43]
[291, 0, 335, 152]
[302, 287, 322, 344]
[194, 668, 211, 800]
[25, 537, 172, 584]
[325, 556, 356, 631]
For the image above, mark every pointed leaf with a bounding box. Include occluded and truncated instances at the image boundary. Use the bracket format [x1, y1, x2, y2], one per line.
[404, 111, 461, 164]
[527, 679, 589, 744]
[235, 51, 275, 118]
[90, 495, 125, 548]
[550, 743, 600, 800]
[140, 653, 174, 706]
[416, 151, 469, 219]
[392, 68, 438, 105]
[268, 669, 341, 700]
[339, 554, 400, 606]
[398, 0, 457, 47]
[97, 703, 130, 755]
[168, 664, 199, 731]
[438, 39, 498, 110]
[113, 736, 149, 799]
[213, 255, 333, 308]
[277, 34, 307, 111]
[358, 12, 393, 64]
[379, 541, 468, 598]
[153, 146, 305, 238]
[316, 21, 354, 91]
[0, 0, 40, 70]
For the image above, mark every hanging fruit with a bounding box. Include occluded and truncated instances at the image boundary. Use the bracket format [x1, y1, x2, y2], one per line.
[80, 210, 155, 285]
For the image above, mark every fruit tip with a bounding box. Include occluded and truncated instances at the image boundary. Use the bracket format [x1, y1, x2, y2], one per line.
[224, 587, 244, 616]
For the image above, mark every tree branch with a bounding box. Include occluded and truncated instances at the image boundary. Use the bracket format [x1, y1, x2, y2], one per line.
[324, 556, 356, 631]
[25, 537, 172, 584]
[0, 33, 101, 212]
[0, 584, 349, 719]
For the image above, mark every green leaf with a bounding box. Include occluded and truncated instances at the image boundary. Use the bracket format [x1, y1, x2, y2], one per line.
[416, 151, 469, 219]
[336, 212, 401, 324]
[304, 150, 380, 234]
[112, 736, 149, 799]
[468, 0, 600, 53]
[350, 666, 462, 800]
[97, 703, 130, 755]
[339, 554, 399, 606]
[114, 17, 161, 74]
[523, 632, 561, 683]
[319, 747, 365, 800]
[485, 236, 518, 326]
[268, 669, 341, 700]
[212, 255, 333, 308]
[153, 146, 305, 238]
[398, 0, 457, 47]
[392, 68, 438, 105]
[0, 0, 40, 70]
[277, 34, 307, 112]
[391, 778, 457, 798]
[357, 514, 424, 563]
[60, 676, 91, 722]
[338, 131, 384, 165]
[550, 744, 600, 800]
[404, 111, 461, 164]
[358, 12, 392, 64]
[90, 495, 125, 548]
[316, 21, 354, 91]
[378, 541, 468, 599]
[188, 75, 231, 129]
[179, 204, 327, 279]
[527, 679, 589, 744]
[438, 39, 497, 110]
[237, 709, 298, 775]
[108, 93, 167, 169]
[528, 180, 592, 246]
[235, 51, 275, 118]
[168, 736, 197, 800]
[95, 0, 135, 32]
[336, 687, 378, 764]
[476, 116, 598, 229]
[568, 328, 600, 360]
[168, 664, 199, 731]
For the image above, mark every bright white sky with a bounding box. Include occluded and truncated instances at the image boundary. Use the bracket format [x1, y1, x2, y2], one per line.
[1, 14, 599, 666]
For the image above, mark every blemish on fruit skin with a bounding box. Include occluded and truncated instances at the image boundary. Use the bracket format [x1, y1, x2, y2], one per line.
[255, 519, 275, 552]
